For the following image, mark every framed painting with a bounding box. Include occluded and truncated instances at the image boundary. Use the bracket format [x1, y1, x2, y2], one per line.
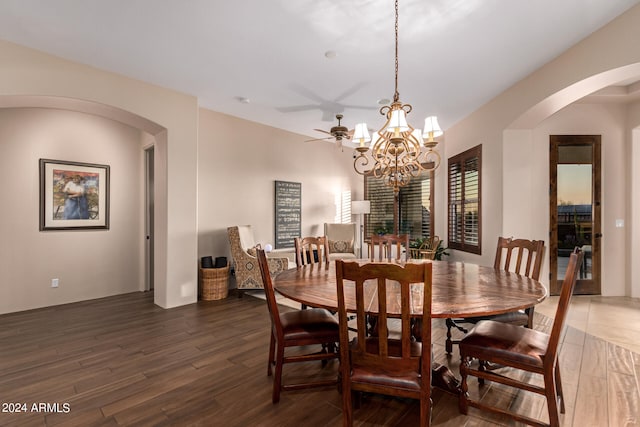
[39, 159, 110, 230]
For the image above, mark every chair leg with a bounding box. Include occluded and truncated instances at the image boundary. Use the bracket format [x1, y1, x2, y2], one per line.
[458, 356, 470, 415]
[554, 363, 565, 414]
[272, 344, 285, 404]
[445, 318, 468, 354]
[477, 359, 487, 385]
[267, 331, 276, 376]
[445, 319, 454, 354]
[341, 378, 353, 426]
[543, 368, 561, 427]
[420, 396, 432, 427]
[525, 306, 535, 328]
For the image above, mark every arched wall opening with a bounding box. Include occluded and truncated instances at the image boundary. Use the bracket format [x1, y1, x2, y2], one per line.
[504, 64, 640, 297]
[0, 95, 170, 313]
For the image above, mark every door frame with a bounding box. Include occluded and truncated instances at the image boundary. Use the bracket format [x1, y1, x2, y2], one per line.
[549, 135, 601, 295]
[144, 146, 154, 292]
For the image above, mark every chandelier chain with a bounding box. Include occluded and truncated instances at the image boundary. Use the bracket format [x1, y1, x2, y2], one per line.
[352, 0, 441, 195]
[394, 0, 399, 103]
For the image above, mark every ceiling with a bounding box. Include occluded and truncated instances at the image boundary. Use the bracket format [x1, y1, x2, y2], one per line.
[1, 0, 639, 145]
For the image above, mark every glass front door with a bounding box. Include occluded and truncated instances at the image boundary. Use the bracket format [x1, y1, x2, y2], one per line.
[550, 136, 601, 295]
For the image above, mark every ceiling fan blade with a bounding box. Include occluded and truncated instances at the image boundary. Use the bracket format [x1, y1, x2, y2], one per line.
[276, 104, 318, 113]
[313, 129, 333, 136]
[304, 136, 334, 142]
[342, 104, 378, 111]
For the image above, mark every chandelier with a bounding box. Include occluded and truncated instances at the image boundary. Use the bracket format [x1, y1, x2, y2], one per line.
[352, 0, 442, 194]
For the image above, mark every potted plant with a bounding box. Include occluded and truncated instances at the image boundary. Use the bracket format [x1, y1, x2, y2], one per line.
[432, 241, 450, 261]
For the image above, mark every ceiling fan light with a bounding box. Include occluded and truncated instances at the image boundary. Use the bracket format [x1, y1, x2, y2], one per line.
[387, 108, 409, 135]
[353, 123, 371, 147]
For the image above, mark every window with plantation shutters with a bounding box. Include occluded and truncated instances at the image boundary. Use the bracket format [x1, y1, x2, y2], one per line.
[364, 170, 434, 241]
[448, 145, 481, 254]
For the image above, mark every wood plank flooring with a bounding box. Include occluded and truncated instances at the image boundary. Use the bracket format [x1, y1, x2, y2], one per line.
[0, 291, 638, 426]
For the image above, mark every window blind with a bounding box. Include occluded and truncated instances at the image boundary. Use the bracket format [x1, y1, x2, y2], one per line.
[364, 171, 433, 241]
[448, 145, 481, 254]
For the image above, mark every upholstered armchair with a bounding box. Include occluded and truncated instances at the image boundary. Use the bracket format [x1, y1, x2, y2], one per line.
[227, 225, 289, 290]
[324, 223, 358, 261]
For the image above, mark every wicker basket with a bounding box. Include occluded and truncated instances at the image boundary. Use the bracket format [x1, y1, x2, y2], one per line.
[199, 266, 229, 300]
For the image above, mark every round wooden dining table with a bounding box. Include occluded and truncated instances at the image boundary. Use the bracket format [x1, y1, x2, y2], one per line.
[273, 259, 548, 394]
[274, 259, 547, 318]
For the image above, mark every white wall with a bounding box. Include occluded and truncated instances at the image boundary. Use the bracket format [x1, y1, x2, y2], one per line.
[0, 109, 145, 314]
[197, 108, 362, 285]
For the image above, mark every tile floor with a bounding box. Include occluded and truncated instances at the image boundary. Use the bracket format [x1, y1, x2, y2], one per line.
[536, 294, 640, 354]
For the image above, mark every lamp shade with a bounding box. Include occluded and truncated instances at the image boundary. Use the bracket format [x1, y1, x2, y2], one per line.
[423, 116, 443, 139]
[352, 123, 371, 147]
[351, 200, 371, 215]
[387, 108, 409, 134]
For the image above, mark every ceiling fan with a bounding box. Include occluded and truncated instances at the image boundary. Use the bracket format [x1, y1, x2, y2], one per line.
[305, 114, 353, 147]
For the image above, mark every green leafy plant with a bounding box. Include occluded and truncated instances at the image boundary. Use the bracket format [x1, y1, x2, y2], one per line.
[433, 241, 450, 261]
[409, 238, 425, 249]
[374, 225, 392, 235]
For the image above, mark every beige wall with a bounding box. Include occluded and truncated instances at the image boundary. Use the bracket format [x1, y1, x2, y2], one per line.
[197, 108, 362, 286]
[0, 109, 145, 314]
[625, 121, 640, 298]
[0, 39, 199, 311]
[444, 4, 640, 297]
[504, 103, 631, 294]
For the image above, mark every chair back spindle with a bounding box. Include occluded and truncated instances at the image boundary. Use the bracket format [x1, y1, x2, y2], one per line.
[369, 234, 410, 261]
[294, 236, 329, 267]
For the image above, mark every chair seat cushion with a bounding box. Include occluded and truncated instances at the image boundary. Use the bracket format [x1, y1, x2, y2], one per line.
[350, 337, 423, 392]
[280, 308, 339, 341]
[459, 320, 549, 368]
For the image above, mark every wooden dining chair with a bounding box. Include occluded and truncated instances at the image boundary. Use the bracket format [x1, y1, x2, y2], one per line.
[256, 248, 340, 403]
[410, 235, 440, 260]
[295, 236, 330, 309]
[445, 236, 545, 354]
[336, 260, 432, 427]
[369, 233, 410, 261]
[458, 247, 583, 427]
[294, 236, 329, 267]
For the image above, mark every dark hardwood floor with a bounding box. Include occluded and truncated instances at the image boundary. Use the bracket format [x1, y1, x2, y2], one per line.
[0, 291, 638, 426]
